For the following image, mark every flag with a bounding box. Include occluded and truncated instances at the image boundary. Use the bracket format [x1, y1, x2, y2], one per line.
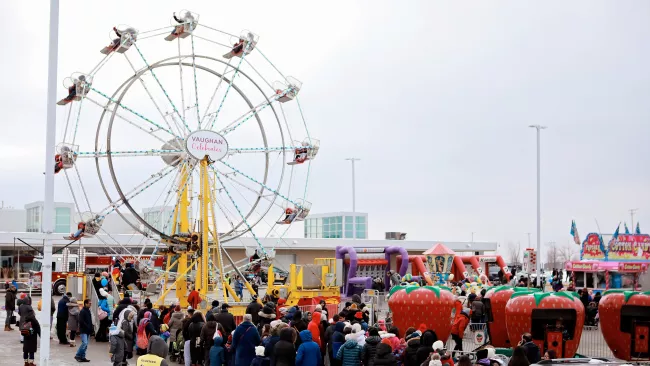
[612, 223, 620, 240]
[570, 220, 581, 245]
[636, 222, 641, 234]
[624, 223, 630, 234]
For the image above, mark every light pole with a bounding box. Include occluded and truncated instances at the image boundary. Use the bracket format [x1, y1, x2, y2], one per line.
[471, 232, 476, 243]
[345, 158, 360, 239]
[526, 232, 532, 248]
[529, 125, 546, 287]
[41, 0, 59, 364]
[630, 208, 639, 231]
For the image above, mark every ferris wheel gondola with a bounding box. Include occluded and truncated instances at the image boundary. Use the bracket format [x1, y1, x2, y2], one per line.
[54, 10, 318, 306]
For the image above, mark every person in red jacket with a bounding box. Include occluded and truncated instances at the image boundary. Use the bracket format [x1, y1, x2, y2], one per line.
[187, 287, 201, 309]
[307, 310, 322, 347]
[450, 308, 469, 351]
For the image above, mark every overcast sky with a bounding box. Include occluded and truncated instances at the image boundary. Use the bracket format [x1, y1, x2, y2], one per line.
[1, 1, 649, 257]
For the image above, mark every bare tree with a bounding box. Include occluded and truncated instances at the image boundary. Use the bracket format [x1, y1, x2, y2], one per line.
[546, 242, 560, 270]
[558, 241, 578, 264]
[507, 241, 522, 264]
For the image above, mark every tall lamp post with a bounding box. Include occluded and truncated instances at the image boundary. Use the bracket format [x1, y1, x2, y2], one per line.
[529, 125, 546, 287]
[41, 0, 60, 364]
[345, 158, 360, 239]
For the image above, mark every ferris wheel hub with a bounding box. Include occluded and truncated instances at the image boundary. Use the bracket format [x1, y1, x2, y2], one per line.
[185, 130, 229, 163]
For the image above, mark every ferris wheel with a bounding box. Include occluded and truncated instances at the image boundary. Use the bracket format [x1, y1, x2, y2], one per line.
[54, 10, 318, 302]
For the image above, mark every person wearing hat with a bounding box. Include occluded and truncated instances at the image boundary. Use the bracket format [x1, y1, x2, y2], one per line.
[214, 303, 237, 338]
[258, 302, 276, 332]
[209, 300, 220, 315]
[167, 305, 183, 354]
[246, 295, 262, 325]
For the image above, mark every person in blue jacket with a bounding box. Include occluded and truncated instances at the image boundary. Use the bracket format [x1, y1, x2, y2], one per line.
[210, 334, 225, 366]
[231, 314, 261, 366]
[296, 329, 322, 366]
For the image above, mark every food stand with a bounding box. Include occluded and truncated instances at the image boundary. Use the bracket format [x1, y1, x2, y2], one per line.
[565, 231, 649, 291]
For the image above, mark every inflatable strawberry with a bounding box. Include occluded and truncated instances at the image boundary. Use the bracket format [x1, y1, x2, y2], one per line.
[388, 284, 454, 340]
[485, 286, 539, 347]
[598, 290, 650, 361]
[505, 291, 585, 358]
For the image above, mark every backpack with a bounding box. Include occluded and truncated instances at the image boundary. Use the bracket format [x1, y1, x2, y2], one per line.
[137, 322, 150, 349]
[20, 321, 32, 336]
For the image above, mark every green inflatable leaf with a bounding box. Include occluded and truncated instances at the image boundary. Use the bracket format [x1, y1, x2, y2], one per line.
[493, 285, 513, 294]
[388, 285, 406, 297]
[602, 289, 626, 296]
[513, 287, 540, 293]
[623, 291, 639, 303]
[422, 286, 442, 297]
[555, 292, 578, 302]
[642, 291, 650, 296]
[533, 292, 552, 306]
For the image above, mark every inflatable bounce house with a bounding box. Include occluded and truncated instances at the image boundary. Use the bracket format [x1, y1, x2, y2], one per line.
[335, 243, 510, 296]
[399, 243, 511, 286]
[598, 290, 650, 361]
[335, 246, 408, 296]
[484, 286, 539, 348]
[506, 291, 585, 358]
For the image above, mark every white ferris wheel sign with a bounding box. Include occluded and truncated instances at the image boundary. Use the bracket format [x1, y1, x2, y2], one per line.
[185, 130, 229, 162]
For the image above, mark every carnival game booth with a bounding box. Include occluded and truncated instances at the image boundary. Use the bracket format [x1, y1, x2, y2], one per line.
[598, 290, 650, 361]
[506, 292, 585, 358]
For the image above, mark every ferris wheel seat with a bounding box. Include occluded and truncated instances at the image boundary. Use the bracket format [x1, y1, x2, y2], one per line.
[273, 76, 302, 103]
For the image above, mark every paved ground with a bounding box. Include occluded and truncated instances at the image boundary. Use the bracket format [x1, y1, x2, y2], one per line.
[1, 293, 173, 366]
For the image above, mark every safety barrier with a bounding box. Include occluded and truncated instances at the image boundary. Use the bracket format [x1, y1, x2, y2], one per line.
[298, 304, 339, 320]
[577, 325, 614, 359]
[445, 322, 490, 353]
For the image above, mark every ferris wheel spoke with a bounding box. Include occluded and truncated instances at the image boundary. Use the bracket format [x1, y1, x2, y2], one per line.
[220, 171, 284, 210]
[177, 38, 187, 123]
[199, 59, 234, 129]
[76, 149, 184, 159]
[207, 52, 248, 130]
[132, 43, 191, 133]
[190, 34, 201, 129]
[97, 164, 177, 219]
[217, 161, 301, 208]
[219, 93, 283, 135]
[123, 53, 185, 138]
[88, 90, 180, 140]
[227, 146, 300, 155]
[214, 171, 270, 258]
[207, 173, 238, 233]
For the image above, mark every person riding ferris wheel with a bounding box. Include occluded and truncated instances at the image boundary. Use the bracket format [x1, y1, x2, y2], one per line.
[53, 10, 320, 304]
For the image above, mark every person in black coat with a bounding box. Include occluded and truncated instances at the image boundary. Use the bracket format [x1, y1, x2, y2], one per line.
[22, 313, 41, 364]
[76, 299, 93, 362]
[121, 263, 140, 290]
[113, 298, 133, 325]
[188, 312, 205, 365]
[363, 327, 382, 366]
[403, 336, 420, 366]
[416, 330, 437, 365]
[374, 342, 397, 366]
[214, 304, 237, 338]
[272, 327, 296, 366]
[258, 303, 276, 333]
[246, 296, 263, 325]
[56, 292, 71, 344]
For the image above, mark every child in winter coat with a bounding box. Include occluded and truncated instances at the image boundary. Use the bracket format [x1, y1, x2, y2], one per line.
[209, 334, 225, 366]
[374, 342, 398, 366]
[296, 330, 322, 366]
[109, 324, 125, 366]
[160, 324, 171, 342]
[250, 345, 269, 366]
[336, 336, 363, 366]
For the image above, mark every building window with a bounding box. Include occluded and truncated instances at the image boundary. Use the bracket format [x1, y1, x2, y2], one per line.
[26, 207, 41, 233]
[54, 207, 71, 233]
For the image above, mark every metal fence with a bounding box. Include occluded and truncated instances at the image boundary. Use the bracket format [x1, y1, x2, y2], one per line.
[577, 325, 614, 359]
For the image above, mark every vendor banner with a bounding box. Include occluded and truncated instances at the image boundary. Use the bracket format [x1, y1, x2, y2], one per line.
[607, 234, 650, 261]
[581, 233, 606, 260]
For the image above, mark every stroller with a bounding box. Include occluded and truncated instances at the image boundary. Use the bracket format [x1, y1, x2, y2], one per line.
[170, 329, 184, 363]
